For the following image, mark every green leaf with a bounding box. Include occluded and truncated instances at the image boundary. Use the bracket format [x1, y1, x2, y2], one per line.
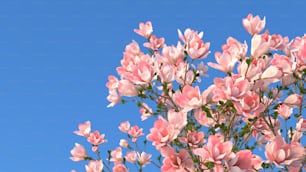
[137, 101, 142, 107]
[294, 113, 301, 118]
[267, 90, 273, 98]
[84, 156, 93, 160]
[204, 161, 214, 168]
[232, 146, 239, 152]
[246, 58, 252, 66]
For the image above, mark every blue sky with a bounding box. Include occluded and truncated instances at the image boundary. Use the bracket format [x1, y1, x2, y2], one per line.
[0, 0, 305, 172]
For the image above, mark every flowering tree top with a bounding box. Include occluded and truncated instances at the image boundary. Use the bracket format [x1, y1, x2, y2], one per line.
[71, 13, 306, 172]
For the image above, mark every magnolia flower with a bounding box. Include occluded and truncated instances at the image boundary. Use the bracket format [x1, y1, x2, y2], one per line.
[74, 121, 91, 137]
[119, 139, 129, 148]
[128, 125, 144, 142]
[207, 51, 238, 73]
[137, 152, 152, 167]
[276, 104, 292, 119]
[85, 160, 103, 172]
[242, 13, 266, 35]
[283, 94, 302, 107]
[161, 147, 194, 172]
[110, 147, 123, 163]
[113, 163, 129, 172]
[87, 131, 107, 151]
[143, 35, 165, 51]
[193, 134, 233, 172]
[147, 117, 180, 150]
[118, 79, 138, 97]
[125, 151, 137, 163]
[139, 103, 153, 121]
[70, 143, 87, 162]
[134, 21, 153, 38]
[265, 136, 304, 167]
[118, 121, 130, 133]
[174, 85, 202, 112]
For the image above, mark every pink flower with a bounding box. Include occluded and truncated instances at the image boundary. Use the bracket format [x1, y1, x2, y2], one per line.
[128, 125, 144, 142]
[85, 160, 103, 172]
[174, 60, 193, 85]
[187, 36, 210, 60]
[176, 70, 194, 86]
[143, 35, 165, 51]
[296, 35, 306, 67]
[161, 147, 194, 172]
[224, 76, 249, 101]
[296, 117, 306, 132]
[270, 34, 288, 51]
[134, 21, 153, 39]
[125, 151, 137, 163]
[233, 150, 254, 170]
[222, 37, 248, 60]
[119, 139, 129, 148]
[110, 147, 123, 164]
[291, 117, 306, 142]
[234, 91, 265, 115]
[106, 75, 119, 90]
[70, 143, 87, 162]
[251, 32, 270, 58]
[178, 28, 203, 44]
[139, 103, 153, 121]
[271, 54, 292, 74]
[161, 42, 185, 64]
[174, 85, 202, 112]
[250, 117, 280, 141]
[281, 74, 296, 86]
[118, 121, 130, 133]
[158, 63, 176, 83]
[207, 51, 238, 73]
[251, 154, 264, 171]
[122, 40, 143, 60]
[106, 90, 121, 108]
[179, 130, 205, 148]
[194, 108, 216, 127]
[137, 152, 152, 167]
[242, 13, 266, 35]
[288, 165, 304, 172]
[201, 85, 227, 104]
[87, 130, 107, 152]
[178, 28, 210, 60]
[74, 121, 91, 137]
[118, 79, 138, 97]
[117, 41, 146, 79]
[227, 150, 263, 171]
[290, 35, 306, 69]
[117, 41, 144, 78]
[193, 134, 233, 171]
[283, 94, 302, 108]
[167, 109, 187, 131]
[238, 58, 264, 82]
[129, 59, 154, 85]
[276, 104, 292, 119]
[113, 163, 129, 172]
[147, 117, 179, 150]
[260, 65, 282, 82]
[265, 136, 305, 167]
[291, 130, 303, 142]
[196, 62, 208, 77]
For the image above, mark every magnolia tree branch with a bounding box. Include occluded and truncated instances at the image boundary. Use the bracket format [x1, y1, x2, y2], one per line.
[70, 14, 306, 172]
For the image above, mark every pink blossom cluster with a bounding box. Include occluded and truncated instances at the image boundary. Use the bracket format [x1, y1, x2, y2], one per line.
[70, 121, 107, 172]
[71, 14, 306, 171]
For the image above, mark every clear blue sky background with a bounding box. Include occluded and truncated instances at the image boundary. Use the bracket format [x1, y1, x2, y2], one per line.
[0, 1, 305, 172]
